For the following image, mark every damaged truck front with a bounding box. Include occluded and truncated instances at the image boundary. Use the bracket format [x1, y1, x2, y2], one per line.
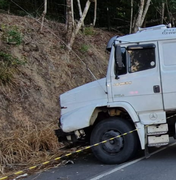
[56, 24, 176, 164]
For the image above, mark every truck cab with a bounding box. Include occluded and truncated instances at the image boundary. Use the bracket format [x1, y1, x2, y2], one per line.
[55, 24, 176, 164]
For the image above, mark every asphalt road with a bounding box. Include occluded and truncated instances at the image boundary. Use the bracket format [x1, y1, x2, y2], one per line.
[25, 141, 176, 180]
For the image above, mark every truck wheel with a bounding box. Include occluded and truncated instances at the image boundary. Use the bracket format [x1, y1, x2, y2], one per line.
[90, 118, 138, 164]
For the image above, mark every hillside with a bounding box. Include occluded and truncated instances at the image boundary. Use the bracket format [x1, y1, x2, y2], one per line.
[0, 13, 116, 175]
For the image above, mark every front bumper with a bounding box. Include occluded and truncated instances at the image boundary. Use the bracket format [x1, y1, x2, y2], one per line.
[55, 127, 87, 147]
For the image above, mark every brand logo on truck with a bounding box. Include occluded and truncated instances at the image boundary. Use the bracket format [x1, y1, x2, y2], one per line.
[149, 113, 158, 120]
[114, 81, 132, 86]
[162, 29, 176, 35]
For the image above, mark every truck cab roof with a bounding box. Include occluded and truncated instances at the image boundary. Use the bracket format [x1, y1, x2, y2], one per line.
[117, 24, 176, 44]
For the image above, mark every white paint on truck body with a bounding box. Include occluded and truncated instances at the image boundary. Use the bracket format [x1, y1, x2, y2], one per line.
[60, 78, 107, 132]
[159, 39, 176, 110]
[59, 24, 176, 151]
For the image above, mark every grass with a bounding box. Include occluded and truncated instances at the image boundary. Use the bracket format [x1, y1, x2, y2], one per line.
[2, 25, 22, 45]
[0, 122, 62, 175]
[0, 51, 25, 84]
[83, 27, 95, 36]
[80, 44, 90, 53]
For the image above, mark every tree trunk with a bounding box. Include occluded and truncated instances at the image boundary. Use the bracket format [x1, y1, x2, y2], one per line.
[67, 0, 91, 50]
[133, 0, 151, 32]
[77, 0, 85, 27]
[40, 0, 47, 32]
[107, 7, 110, 30]
[7, 1, 11, 14]
[166, 0, 171, 23]
[129, 0, 133, 34]
[93, 0, 97, 26]
[161, 2, 165, 24]
[165, 0, 175, 26]
[140, 0, 151, 26]
[134, 0, 144, 32]
[71, 0, 75, 27]
[66, 0, 73, 44]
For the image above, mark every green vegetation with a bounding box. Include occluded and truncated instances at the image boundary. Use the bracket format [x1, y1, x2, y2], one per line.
[2, 25, 23, 45]
[84, 27, 95, 36]
[0, 51, 24, 84]
[0, 0, 9, 9]
[80, 44, 90, 53]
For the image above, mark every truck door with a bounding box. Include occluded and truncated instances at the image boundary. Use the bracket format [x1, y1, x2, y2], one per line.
[159, 40, 176, 110]
[110, 42, 164, 113]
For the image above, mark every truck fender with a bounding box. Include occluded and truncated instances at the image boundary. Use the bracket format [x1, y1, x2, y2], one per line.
[60, 104, 105, 133]
[106, 102, 145, 149]
[61, 102, 145, 149]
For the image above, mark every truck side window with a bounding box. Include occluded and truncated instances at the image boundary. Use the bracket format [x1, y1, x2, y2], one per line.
[128, 48, 156, 73]
[114, 47, 127, 75]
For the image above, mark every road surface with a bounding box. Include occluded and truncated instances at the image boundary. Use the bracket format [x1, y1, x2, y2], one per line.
[25, 141, 176, 180]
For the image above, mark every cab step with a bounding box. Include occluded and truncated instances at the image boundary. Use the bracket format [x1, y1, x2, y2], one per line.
[147, 134, 169, 147]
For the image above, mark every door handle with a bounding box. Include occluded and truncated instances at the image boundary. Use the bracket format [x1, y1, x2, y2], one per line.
[153, 85, 160, 93]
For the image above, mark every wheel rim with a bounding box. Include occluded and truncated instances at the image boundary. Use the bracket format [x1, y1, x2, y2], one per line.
[102, 130, 124, 154]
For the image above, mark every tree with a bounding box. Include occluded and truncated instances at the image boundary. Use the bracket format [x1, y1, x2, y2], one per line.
[161, 2, 165, 24]
[67, 0, 92, 50]
[71, 0, 74, 27]
[93, 0, 97, 26]
[77, 0, 85, 27]
[165, 0, 175, 26]
[40, 0, 47, 31]
[66, 0, 73, 44]
[129, 0, 134, 33]
[5, 0, 175, 35]
[133, 0, 152, 32]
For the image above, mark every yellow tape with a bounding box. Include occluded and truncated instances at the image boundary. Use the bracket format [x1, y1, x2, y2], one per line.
[75, 149, 82, 153]
[54, 157, 61, 161]
[42, 161, 50, 165]
[0, 127, 138, 180]
[84, 146, 90, 149]
[29, 166, 37, 170]
[65, 153, 72, 156]
[109, 137, 114, 141]
[2, 115, 172, 180]
[93, 143, 99, 146]
[0, 177, 8, 180]
[14, 171, 23, 175]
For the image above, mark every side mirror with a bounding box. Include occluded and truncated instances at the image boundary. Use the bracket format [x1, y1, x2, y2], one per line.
[114, 45, 123, 79]
[115, 45, 123, 69]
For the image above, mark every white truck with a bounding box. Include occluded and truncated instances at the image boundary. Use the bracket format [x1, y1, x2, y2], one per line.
[55, 24, 176, 164]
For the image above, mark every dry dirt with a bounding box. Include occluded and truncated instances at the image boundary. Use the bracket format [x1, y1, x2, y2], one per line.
[0, 13, 116, 176]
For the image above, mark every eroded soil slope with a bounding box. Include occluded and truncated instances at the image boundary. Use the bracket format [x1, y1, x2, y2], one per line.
[0, 13, 116, 174]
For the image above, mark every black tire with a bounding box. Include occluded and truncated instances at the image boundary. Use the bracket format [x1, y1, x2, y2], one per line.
[90, 117, 138, 164]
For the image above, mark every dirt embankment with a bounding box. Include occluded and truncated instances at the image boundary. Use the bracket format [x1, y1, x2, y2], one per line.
[0, 13, 116, 175]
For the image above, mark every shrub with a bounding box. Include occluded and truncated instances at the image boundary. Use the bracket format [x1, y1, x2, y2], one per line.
[84, 27, 95, 36]
[80, 44, 90, 53]
[2, 25, 23, 45]
[0, 51, 25, 84]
